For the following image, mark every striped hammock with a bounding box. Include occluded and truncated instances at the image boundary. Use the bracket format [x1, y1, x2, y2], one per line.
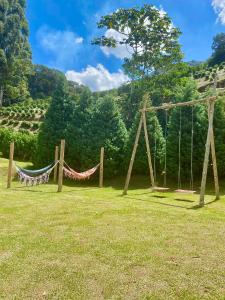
[63, 162, 100, 181]
[16, 162, 56, 177]
[15, 161, 58, 186]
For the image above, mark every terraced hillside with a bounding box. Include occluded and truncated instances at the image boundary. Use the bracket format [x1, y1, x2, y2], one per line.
[194, 63, 225, 92]
[0, 100, 49, 134]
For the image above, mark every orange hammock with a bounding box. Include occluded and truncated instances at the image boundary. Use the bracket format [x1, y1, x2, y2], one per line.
[63, 162, 100, 181]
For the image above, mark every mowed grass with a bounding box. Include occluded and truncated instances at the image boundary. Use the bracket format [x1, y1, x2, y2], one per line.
[1, 158, 225, 299]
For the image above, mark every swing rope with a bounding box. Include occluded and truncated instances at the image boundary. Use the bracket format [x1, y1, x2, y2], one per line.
[164, 110, 168, 187]
[175, 106, 196, 194]
[190, 106, 194, 190]
[154, 116, 157, 182]
[177, 108, 182, 189]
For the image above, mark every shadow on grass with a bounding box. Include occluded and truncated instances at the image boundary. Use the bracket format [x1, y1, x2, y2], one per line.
[174, 198, 195, 203]
[125, 195, 190, 210]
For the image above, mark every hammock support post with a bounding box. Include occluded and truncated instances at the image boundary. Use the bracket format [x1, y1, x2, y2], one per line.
[54, 146, 59, 182]
[7, 142, 14, 189]
[58, 140, 65, 192]
[99, 147, 104, 188]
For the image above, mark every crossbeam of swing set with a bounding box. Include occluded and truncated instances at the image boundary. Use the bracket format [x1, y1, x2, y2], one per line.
[140, 96, 217, 112]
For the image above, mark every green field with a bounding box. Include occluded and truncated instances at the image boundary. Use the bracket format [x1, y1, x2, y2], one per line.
[1, 158, 225, 299]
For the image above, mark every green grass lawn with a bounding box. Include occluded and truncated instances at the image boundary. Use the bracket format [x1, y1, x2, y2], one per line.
[1, 158, 225, 299]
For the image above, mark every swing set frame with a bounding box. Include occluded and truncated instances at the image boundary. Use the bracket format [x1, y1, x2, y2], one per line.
[123, 93, 220, 207]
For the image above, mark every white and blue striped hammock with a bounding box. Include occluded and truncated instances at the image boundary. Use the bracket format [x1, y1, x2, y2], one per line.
[15, 161, 58, 186]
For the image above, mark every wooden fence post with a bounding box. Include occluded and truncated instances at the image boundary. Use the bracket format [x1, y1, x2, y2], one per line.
[99, 147, 104, 188]
[54, 146, 59, 183]
[7, 142, 14, 189]
[57, 140, 65, 192]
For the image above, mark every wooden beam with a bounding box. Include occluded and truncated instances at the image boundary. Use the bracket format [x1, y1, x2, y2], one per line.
[210, 75, 220, 200]
[141, 96, 217, 112]
[7, 142, 14, 189]
[199, 100, 215, 206]
[54, 146, 59, 183]
[210, 131, 220, 200]
[123, 114, 143, 195]
[142, 107, 155, 188]
[57, 140, 65, 192]
[99, 147, 104, 188]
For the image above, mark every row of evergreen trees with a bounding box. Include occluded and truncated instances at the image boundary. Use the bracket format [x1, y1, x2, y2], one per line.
[36, 78, 225, 184]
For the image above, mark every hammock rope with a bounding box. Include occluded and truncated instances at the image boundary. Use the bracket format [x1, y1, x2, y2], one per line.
[63, 161, 100, 181]
[15, 161, 59, 186]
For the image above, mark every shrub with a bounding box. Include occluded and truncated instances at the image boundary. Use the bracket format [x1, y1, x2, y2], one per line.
[0, 128, 37, 161]
[21, 121, 31, 129]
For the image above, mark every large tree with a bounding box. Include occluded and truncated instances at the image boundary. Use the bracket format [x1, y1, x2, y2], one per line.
[66, 92, 128, 177]
[208, 33, 225, 67]
[0, 0, 32, 106]
[92, 4, 182, 79]
[36, 80, 74, 166]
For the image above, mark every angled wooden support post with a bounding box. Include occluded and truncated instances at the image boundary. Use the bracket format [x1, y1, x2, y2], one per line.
[210, 75, 220, 200]
[210, 132, 220, 200]
[199, 100, 215, 206]
[7, 142, 14, 189]
[54, 146, 59, 183]
[99, 147, 104, 188]
[142, 97, 155, 188]
[123, 114, 143, 195]
[57, 140, 65, 192]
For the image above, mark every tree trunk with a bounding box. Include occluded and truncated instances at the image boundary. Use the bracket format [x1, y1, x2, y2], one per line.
[0, 86, 3, 108]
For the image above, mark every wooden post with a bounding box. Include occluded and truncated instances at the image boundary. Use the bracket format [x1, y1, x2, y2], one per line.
[210, 75, 220, 200]
[142, 109, 155, 188]
[210, 133, 220, 200]
[54, 146, 59, 182]
[123, 114, 143, 195]
[99, 147, 104, 188]
[57, 140, 65, 192]
[7, 142, 14, 189]
[199, 100, 215, 206]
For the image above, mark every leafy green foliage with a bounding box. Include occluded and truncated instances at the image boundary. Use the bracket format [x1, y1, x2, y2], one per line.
[166, 83, 208, 185]
[92, 4, 182, 79]
[209, 33, 225, 67]
[66, 93, 128, 176]
[28, 65, 66, 99]
[0, 127, 37, 161]
[0, 0, 32, 106]
[37, 81, 74, 165]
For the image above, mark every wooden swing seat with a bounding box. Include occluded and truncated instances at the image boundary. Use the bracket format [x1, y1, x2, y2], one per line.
[152, 186, 170, 192]
[175, 189, 196, 194]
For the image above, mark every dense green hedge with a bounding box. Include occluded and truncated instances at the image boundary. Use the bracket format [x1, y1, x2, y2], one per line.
[0, 128, 37, 161]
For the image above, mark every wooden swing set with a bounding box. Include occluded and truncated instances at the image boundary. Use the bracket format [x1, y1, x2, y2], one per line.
[123, 93, 220, 207]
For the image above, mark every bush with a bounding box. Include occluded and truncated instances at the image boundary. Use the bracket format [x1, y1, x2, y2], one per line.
[0, 128, 37, 161]
[21, 121, 31, 129]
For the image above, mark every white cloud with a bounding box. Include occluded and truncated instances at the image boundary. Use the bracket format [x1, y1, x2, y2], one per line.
[75, 37, 84, 44]
[66, 64, 129, 92]
[212, 0, 225, 25]
[37, 26, 84, 70]
[101, 29, 133, 59]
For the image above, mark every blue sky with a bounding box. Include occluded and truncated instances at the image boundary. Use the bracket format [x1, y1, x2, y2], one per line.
[26, 0, 225, 91]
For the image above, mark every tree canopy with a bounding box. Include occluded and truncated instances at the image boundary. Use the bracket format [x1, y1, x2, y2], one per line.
[209, 33, 225, 67]
[92, 4, 182, 79]
[0, 0, 32, 106]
